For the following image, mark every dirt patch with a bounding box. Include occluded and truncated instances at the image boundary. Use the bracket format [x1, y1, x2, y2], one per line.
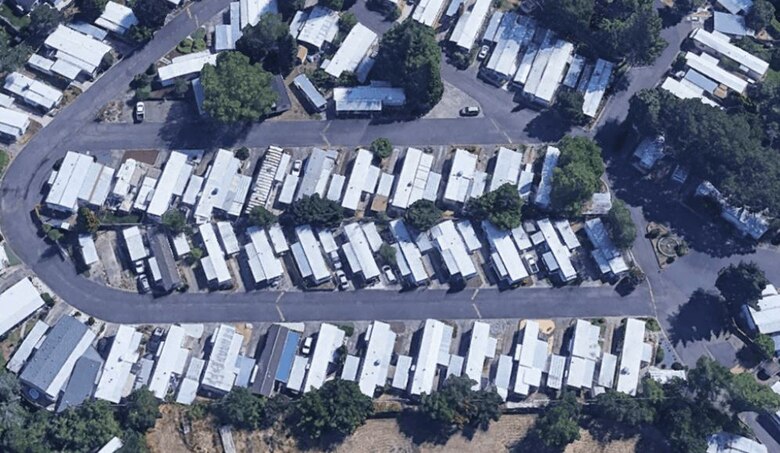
[147, 404, 220, 453]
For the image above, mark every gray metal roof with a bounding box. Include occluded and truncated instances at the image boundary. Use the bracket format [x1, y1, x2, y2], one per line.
[252, 324, 290, 396]
[56, 346, 102, 412]
[149, 231, 182, 292]
[293, 74, 327, 111]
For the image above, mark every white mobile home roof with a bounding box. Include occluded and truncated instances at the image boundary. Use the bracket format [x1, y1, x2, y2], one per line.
[4, 72, 62, 111]
[685, 69, 719, 93]
[444, 149, 478, 204]
[685, 52, 749, 94]
[563, 54, 586, 88]
[94, 325, 142, 403]
[342, 148, 373, 211]
[511, 225, 532, 250]
[44, 25, 111, 75]
[597, 352, 617, 388]
[95, 2, 138, 34]
[690, 28, 768, 78]
[483, 221, 528, 284]
[296, 6, 339, 49]
[429, 220, 477, 279]
[534, 146, 559, 208]
[181, 174, 204, 206]
[89, 165, 115, 207]
[199, 223, 232, 286]
[412, 0, 448, 26]
[295, 225, 330, 283]
[324, 24, 377, 78]
[518, 320, 540, 368]
[513, 41, 539, 85]
[456, 220, 481, 252]
[268, 224, 289, 254]
[333, 85, 406, 113]
[392, 355, 413, 389]
[358, 321, 397, 396]
[0, 106, 29, 138]
[490, 147, 523, 192]
[525, 38, 574, 105]
[194, 149, 241, 222]
[494, 355, 513, 400]
[566, 355, 596, 389]
[149, 325, 188, 399]
[539, 219, 576, 281]
[0, 278, 44, 337]
[554, 220, 580, 250]
[28, 54, 55, 74]
[376, 172, 395, 198]
[616, 318, 648, 395]
[7, 320, 49, 374]
[546, 353, 566, 389]
[286, 355, 308, 392]
[297, 148, 337, 200]
[278, 174, 299, 205]
[343, 223, 381, 280]
[247, 227, 284, 282]
[449, 0, 492, 50]
[392, 147, 434, 209]
[484, 14, 535, 79]
[111, 158, 138, 200]
[423, 172, 441, 201]
[147, 151, 190, 218]
[45, 151, 93, 211]
[123, 226, 148, 262]
[318, 228, 338, 254]
[362, 223, 382, 252]
[571, 319, 601, 361]
[389, 219, 429, 284]
[410, 319, 454, 395]
[79, 234, 99, 266]
[660, 76, 720, 107]
[464, 321, 496, 390]
[175, 357, 205, 405]
[303, 323, 345, 392]
[239, 0, 278, 29]
[481, 11, 503, 43]
[718, 0, 753, 13]
[341, 355, 360, 381]
[202, 324, 244, 393]
[158, 51, 218, 85]
[585, 218, 629, 275]
[582, 59, 613, 118]
[216, 221, 240, 256]
[326, 174, 345, 201]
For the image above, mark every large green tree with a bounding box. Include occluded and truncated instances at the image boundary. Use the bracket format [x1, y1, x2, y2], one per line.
[550, 136, 604, 215]
[133, 0, 172, 29]
[120, 388, 160, 433]
[49, 400, 122, 452]
[236, 14, 296, 75]
[77, 207, 101, 234]
[161, 209, 187, 234]
[372, 21, 443, 114]
[605, 199, 636, 250]
[281, 194, 344, 228]
[24, 6, 63, 47]
[467, 183, 523, 231]
[292, 380, 373, 444]
[531, 391, 581, 450]
[370, 138, 393, 159]
[212, 387, 267, 430]
[588, 390, 655, 427]
[419, 376, 502, 437]
[248, 205, 277, 228]
[277, 0, 304, 19]
[0, 29, 31, 74]
[404, 199, 441, 232]
[715, 262, 769, 311]
[201, 52, 278, 123]
[76, 0, 108, 21]
[746, 0, 775, 31]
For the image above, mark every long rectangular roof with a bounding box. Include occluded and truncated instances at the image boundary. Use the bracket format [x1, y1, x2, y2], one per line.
[410, 319, 453, 395]
[295, 6, 339, 49]
[293, 74, 327, 111]
[429, 220, 477, 278]
[616, 318, 648, 395]
[490, 146, 523, 192]
[149, 325, 188, 399]
[344, 223, 381, 280]
[582, 59, 613, 118]
[412, 0, 448, 26]
[239, 0, 278, 29]
[691, 28, 768, 77]
[392, 147, 433, 209]
[268, 224, 289, 254]
[324, 23, 377, 78]
[0, 278, 44, 337]
[303, 323, 345, 392]
[531, 38, 574, 104]
[4, 72, 62, 111]
[449, 0, 492, 50]
[46, 151, 93, 211]
[585, 218, 628, 275]
[252, 325, 300, 396]
[444, 149, 478, 204]
[7, 320, 49, 374]
[123, 226, 148, 262]
[389, 219, 429, 284]
[297, 148, 337, 200]
[463, 321, 496, 390]
[194, 149, 241, 222]
[358, 321, 396, 396]
[295, 225, 330, 283]
[0, 106, 29, 138]
[534, 146, 560, 208]
[570, 319, 600, 361]
[660, 76, 720, 107]
[95, 1, 138, 34]
[202, 324, 244, 393]
[685, 52, 749, 94]
[342, 148, 373, 210]
[456, 220, 481, 252]
[513, 41, 540, 85]
[246, 227, 284, 283]
[598, 352, 618, 388]
[147, 151, 190, 218]
[158, 51, 218, 83]
[94, 325, 142, 403]
[483, 221, 528, 283]
[216, 221, 240, 256]
[199, 223, 232, 285]
[391, 355, 412, 389]
[44, 25, 111, 74]
[485, 14, 536, 78]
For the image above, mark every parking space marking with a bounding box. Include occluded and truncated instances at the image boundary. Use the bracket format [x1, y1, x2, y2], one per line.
[489, 118, 512, 144]
[275, 291, 285, 304]
[275, 305, 286, 321]
[472, 303, 482, 319]
[471, 288, 479, 301]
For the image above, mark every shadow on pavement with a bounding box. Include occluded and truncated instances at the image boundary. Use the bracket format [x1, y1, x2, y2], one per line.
[666, 288, 729, 347]
[158, 106, 252, 149]
[523, 109, 570, 142]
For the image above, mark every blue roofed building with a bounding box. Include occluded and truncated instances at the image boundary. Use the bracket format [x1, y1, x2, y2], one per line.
[251, 324, 302, 396]
[56, 347, 103, 412]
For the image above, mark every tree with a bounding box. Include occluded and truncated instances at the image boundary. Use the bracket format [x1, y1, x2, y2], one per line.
[531, 391, 581, 450]
[379, 242, 397, 266]
[212, 387, 267, 430]
[605, 199, 636, 250]
[120, 388, 160, 433]
[76, 0, 108, 21]
[50, 399, 122, 452]
[754, 333, 775, 361]
[672, 0, 705, 18]
[550, 137, 604, 215]
[404, 199, 441, 232]
[201, 52, 278, 123]
[281, 194, 344, 228]
[0, 29, 31, 74]
[372, 21, 443, 114]
[339, 12, 357, 33]
[118, 430, 150, 453]
[370, 138, 393, 159]
[589, 390, 655, 427]
[161, 209, 187, 234]
[248, 205, 277, 228]
[715, 262, 768, 311]
[235, 147, 250, 160]
[729, 371, 780, 412]
[2, 409, 50, 453]
[320, 0, 344, 10]
[133, 0, 172, 29]
[556, 90, 588, 126]
[277, 0, 304, 19]
[292, 380, 373, 444]
[746, 0, 775, 31]
[128, 25, 154, 43]
[466, 183, 523, 230]
[24, 6, 63, 47]
[77, 207, 100, 234]
[538, 0, 593, 38]
[236, 14, 296, 74]
[174, 77, 189, 97]
[419, 376, 502, 437]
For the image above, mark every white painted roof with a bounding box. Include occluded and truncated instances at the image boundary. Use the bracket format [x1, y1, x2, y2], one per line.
[490, 147, 523, 192]
[358, 321, 396, 396]
[239, 0, 278, 29]
[147, 151, 190, 218]
[429, 220, 477, 278]
[362, 222, 382, 252]
[201, 324, 244, 393]
[412, 0, 448, 26]
[691, 28, 767, 77]
[449, 0, 492, 50]
[245, 146, 283, 211]
[7, 320, 49, 374]
[343, 223, 381, 280]
[297, 148, 337, 200]
[326, 174, 346, 201]
[268, 224, 289, 254]
[4, 72, 62, 111]
[444, 149, 478, 204]
[324, 23, 377, 78]
[554, 220, 580, 250]
[245, 227, 284, 283]
[0, 278, 44, 337]
[485, 14, 536, 78]
[582, 59, 613, 118]
[538, 218, 576, 281]
[295, 225, 330, 283]
[45, 151, 93, 211]
[317, 229, 339, 254]
[391, 355, 412, 389]
[158, 51, 218, 84]
[194, 149, 241, 222]
[78, 234, 99, 266]
[597, 352, 617, 388]
[685, 52, 749, 94]
[616, 318, 649, 395]
[464, 321, 496, 389]
[303, 323, 345, 392]
[44, 25, 111, 74]
[149, 325, 188, 399]
[295, 6, 339, 49]
[456, 220, 482, 252]
[95, 1, 138, 34]
[534, 146, 559, 208]
[546, 354, 566, 390]
[123, 226, 148, 262]
[389, 219, 429, 284]
[410, 319, 453, 395]
[483, 220, 528, 284]
[286, 355, 308, 392]
[392, 147, 434, 209]
[94, 325, 142, 403]
[342, 148, 373, 211]
[333, 85, 406, 113]
[199, 223, 232, 285]
[660, 76, 720, 107]
[513, 41, 540, 85]
[216, 221, 240, 256]
[494, 355, 513, 400]
[0, 106, 29, 138]
[584, 218, 628, 276]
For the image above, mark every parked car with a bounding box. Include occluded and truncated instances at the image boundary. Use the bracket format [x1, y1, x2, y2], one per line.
[477, 45, 490, 60]
[134, 102, 145, 123]
[335, 270, 349, 290]
[382, 265, 397, 284]
[133, 260, 145, 275]
[460, 106, 480, 117]
[137, 275, 151, 293]
[291, 159, 303, 177]
[523, 254, 539, 274]
[301, 337, 313, 355]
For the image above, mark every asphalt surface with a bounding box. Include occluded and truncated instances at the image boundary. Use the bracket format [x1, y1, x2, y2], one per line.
[0, 5, 776, 336]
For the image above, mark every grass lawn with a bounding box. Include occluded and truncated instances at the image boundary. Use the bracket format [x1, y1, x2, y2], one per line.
[0, 4, 30, 30]
[0, 149, 8, 175]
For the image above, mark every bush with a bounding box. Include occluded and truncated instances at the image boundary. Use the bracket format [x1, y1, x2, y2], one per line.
[379, 242, 397, 266]
[281, 194, 344, 229]
[135, 85, 151, 101]
[338, 324, 354, 337]
[404, 199, 441, 232]
[0, 149, 9, 175]
[41, 292, 55, 307]
[247, 205, 277, 228]
[161, 209, 187, 234]
[655, 346, 665, 364]
[645, 318, 661, 332]
[235, 147, 250, 160]
[370, 138, 393, 159]
[466, 183, 523, 230]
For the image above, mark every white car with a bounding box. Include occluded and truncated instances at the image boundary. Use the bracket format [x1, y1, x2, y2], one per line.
[134, 102, 145, 122]
[291, 159, 303, 177]
[382, 265, 397, 284]
[335, 270, 349, 290]
[133, 260, 145, 274]
[477, 45, 490, 60]
[137, 275, 151, 293]
[301, 337, 313, 355]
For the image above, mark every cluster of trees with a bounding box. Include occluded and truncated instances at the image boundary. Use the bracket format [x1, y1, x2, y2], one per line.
[550, 137, 605, 215]
[418, 376, 503, 438]
[77, 207, 101, 234]
[129, 0, 173, 43]
[161, 208, 187, 234]
[538, 0, 665, 64]
[404, 199, 442, 232]
[531, 357, 780, 452]
[629, 89, 780, 216]
[76, 0, 108, 21]
[372, 21, 443, 115]
[0, 29, 30, 75]
[605, 199, 636, 250]
[211, 387, 290, 430]
[746, 0, 776, 31]
[0, 368, 159, 453]
[248, 205, 278, 228]
[24, 5, 63, 48]
[555, 91, 588, 126]
[281, 194, 344, 229]
[466, 183, 523, 231]
[201, 52, 278, 123]
[236, 14, 297, 75]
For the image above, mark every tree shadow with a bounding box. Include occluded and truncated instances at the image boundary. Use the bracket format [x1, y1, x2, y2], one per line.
[523, 109, 571, 142]
[158, 106, 253, 149]
[666, 288, 730, 347]
[659, 7, 685, 29]
[397, 409, 451, 445]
